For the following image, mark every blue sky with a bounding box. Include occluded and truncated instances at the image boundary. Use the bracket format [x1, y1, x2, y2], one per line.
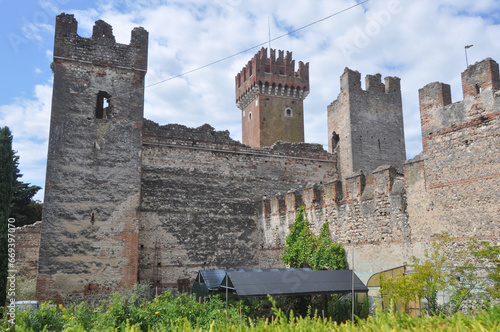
[2, 0, 500, 202]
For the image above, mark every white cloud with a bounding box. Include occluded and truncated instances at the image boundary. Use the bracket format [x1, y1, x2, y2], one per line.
[0, 83, 52, 201]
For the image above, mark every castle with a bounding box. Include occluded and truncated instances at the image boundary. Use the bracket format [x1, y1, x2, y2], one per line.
[24, 14, 498, 304]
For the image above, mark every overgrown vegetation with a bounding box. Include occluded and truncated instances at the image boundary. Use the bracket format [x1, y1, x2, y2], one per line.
[1, 291, 499, 331]
[379, 233, 500, 315]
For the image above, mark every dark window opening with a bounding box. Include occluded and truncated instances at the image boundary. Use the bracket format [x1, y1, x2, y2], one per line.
[96, 91, 111, 119]
[476, 84, 482, 94]
[331, 132, 340, 150]
[285, 107, 293, 117]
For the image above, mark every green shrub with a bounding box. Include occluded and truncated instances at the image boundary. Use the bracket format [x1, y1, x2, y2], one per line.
[15, 276, 37, 301]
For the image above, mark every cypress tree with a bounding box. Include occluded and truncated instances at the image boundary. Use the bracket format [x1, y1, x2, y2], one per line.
[10, 155, 42, 227]
[0, 126, 15, 305]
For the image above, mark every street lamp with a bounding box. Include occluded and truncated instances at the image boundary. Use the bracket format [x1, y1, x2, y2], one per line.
[465, 45, 473, 67]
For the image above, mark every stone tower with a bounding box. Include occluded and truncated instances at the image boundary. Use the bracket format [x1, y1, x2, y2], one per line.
[328, 69, 406, 179]
[235, 48, 309, 148]
[36, 13, 148, 303]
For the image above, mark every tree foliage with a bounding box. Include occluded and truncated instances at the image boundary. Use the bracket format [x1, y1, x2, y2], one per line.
[10, 154, 42, 227]
[379, 233, 500, 315]
[0, 126, 15, 305]
[281, 206, 347, 271]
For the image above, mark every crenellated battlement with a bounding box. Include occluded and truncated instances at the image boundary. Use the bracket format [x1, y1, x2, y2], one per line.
[257, 165, 409, 268]
[54, 13, 148, 71]
[462, 58, 500, 98]
[418, 58, 500, 148]
[235, 47, 309, 110]
[339, 68, 401, 95]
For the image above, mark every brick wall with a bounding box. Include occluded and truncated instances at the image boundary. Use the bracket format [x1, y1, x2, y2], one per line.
[15, 221, 41, 277]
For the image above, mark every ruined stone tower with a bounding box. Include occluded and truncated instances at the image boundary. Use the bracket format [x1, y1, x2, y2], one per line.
[235, 48, 309, 148]
[36, 13, 148, 303]
[327, 69, 406, 179]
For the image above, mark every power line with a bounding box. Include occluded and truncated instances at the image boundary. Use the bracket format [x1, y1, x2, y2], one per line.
[114, 0, 369, 98]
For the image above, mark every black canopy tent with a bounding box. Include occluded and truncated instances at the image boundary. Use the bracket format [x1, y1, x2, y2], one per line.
[192, 268, 313, 298]
[219, 269, 368, 298]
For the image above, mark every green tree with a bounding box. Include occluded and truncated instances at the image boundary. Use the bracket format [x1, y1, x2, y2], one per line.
[10, 154, 42, 227]
[282, 206, 347, 270]
[281, 206, 316, 268]
[311, 222, 348, 270]
[0, 126, 15, 305]
[379, 233, 500, 315]
[469, 240, 500, 301]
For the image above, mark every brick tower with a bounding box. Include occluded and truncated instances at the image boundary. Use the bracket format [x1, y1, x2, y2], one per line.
[235, 48, 309, 148]
[36, 13, 148, 304]
[328, 69, 406, 179]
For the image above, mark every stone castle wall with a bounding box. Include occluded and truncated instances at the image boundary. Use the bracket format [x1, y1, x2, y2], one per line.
[406, 58, 500, 256]
[139, 120, 337, 290]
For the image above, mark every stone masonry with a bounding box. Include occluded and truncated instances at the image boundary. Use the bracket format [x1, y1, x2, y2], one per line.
[37, 13, 147, 304]
[31, 14, 499, 304]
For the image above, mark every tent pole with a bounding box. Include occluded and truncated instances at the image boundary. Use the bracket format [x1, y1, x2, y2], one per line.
[226, 274, 229, 322]
[352, 238, 354, 322]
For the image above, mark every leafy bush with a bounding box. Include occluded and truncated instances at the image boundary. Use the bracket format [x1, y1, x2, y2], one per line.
[2, 296, 500, 331]
[15, 276, 36, 300]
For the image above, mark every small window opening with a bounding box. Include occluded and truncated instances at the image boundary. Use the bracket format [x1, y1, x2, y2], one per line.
[331, 132, 340, 150]
[285, 107, 293, 117]
[249, 112, 252, 120]
[476, 84, 482, 94]
[96, 91, 111, 119]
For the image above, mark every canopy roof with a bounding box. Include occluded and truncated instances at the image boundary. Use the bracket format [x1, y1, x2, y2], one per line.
[219, 269, 368, 298]
[195, 268, 312, 291]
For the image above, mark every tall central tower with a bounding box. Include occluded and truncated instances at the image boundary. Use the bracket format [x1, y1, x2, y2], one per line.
[236, 48, 309, 148]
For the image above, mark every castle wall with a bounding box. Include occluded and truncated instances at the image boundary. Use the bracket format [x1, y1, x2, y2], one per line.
[139, 120, 337, 289]
[258, 165, 410, 283]
[406, 58, 500, 255]
[37, 14, 148, 304]
[14, 221, 42, 278]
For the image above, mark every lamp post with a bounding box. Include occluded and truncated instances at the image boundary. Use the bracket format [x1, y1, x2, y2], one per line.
[465, 45, 473, 67]
[348, 234, 354, 322]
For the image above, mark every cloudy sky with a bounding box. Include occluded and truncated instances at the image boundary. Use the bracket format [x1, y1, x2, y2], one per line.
[1, 0, 500, 201]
